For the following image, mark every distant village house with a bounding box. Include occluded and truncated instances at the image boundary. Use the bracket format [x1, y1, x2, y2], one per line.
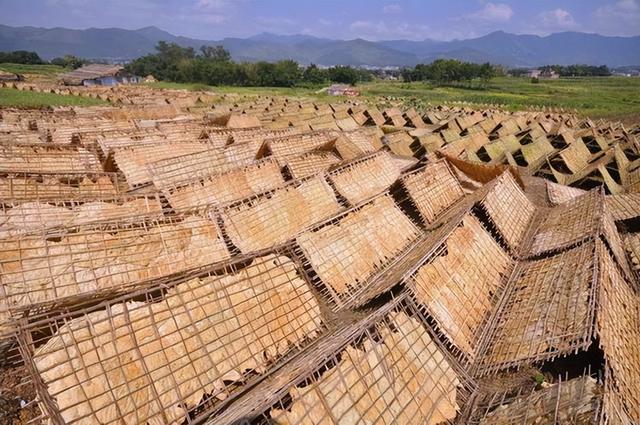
[60, 64, 142, 86]
[526, 69, 559, 79]
[327, 84, 360, 96]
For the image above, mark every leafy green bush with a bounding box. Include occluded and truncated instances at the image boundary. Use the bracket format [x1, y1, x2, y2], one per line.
[401, 59, 498, 84]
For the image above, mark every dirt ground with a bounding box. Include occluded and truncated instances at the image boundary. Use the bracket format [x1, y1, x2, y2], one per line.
[0, 366, 40, 425]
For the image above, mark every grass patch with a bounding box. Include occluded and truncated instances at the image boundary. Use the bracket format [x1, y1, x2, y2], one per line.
[0, 63, 68, 77]
[0, 88, 106, 108]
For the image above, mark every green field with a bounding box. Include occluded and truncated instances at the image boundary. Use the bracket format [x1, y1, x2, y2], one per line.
[359, 77, 640, 123]
[0, 63, 68, 79]
[0, 88, 106, 108]
[0, 63, 106, 107]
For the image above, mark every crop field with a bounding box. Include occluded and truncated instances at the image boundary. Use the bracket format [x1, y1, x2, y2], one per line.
[361, 77, 640, 122]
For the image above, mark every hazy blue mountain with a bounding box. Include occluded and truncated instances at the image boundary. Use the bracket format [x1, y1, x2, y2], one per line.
[378, 39, 444, 58]
[0, 24, 638, 67]
[246, 32, 332, 44]
[381, 31, 640, 67]
[0, 25, 160, 60]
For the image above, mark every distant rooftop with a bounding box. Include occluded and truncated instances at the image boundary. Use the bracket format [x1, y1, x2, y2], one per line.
[59, 64, 124, 85]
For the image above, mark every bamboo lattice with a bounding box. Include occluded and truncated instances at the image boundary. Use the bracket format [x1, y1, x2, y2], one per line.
[17, 253, 324, 425]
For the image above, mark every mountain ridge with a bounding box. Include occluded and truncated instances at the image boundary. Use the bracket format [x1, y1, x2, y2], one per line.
[0, 24, 639, 67]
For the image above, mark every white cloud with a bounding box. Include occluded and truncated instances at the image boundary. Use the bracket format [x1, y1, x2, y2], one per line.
[195, 0, 228, 9]
[349, 20, 384, 36]
[317, 18, 332, 27]
[192, 0, 253, 29]
[538, 9, 578, 30]
[201, 14, 227, 24]
[194, 0, 247, 12]
[594, 0, 640, 35]
[596, 0, 639, 17]
[46, 0, 159, 9]
[383, 4, 402, 14]
[256, 16, 294, 26]
[466, 2, 513, 23]
[618, 0, 639, 11]
[349, 20, 431, 40]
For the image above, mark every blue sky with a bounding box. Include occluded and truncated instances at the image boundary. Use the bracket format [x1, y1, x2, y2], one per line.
[1, 0, 639, 40]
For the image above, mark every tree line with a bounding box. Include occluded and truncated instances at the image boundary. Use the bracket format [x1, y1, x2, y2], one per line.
[510, 64, 611, 77]
[400, 60, 501, 85]
[542, 65, 611, 77]
[0, 50, 45, 65]
[0, 50, 89, 69]
[125, 41, 373, 87]
[0, 46, 616, 86]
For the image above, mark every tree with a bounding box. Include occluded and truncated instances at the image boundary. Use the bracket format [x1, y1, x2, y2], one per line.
[536, 64, 611, 77]
[356, 68, 373, 82]
[400, 59, 499, 85]
[428, 59, 453, 84]
[509, 68, 529, 77]
[479, 62, 495, 81]
[303, 64, 327, 84]
[400, 67, 415, 82]
[126, 41, 196, 81]
[0, 50, 44, 64]
[273, 60, 301, 87]
[50, 55, 87, 69]
[327, 66, 360, 85]
[200, 60, 240, 86]
[253, 61, 277, 86]
[155, 41, 196, 62]
[200, 45, 231, 62]
[126, 54, 163, 78]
